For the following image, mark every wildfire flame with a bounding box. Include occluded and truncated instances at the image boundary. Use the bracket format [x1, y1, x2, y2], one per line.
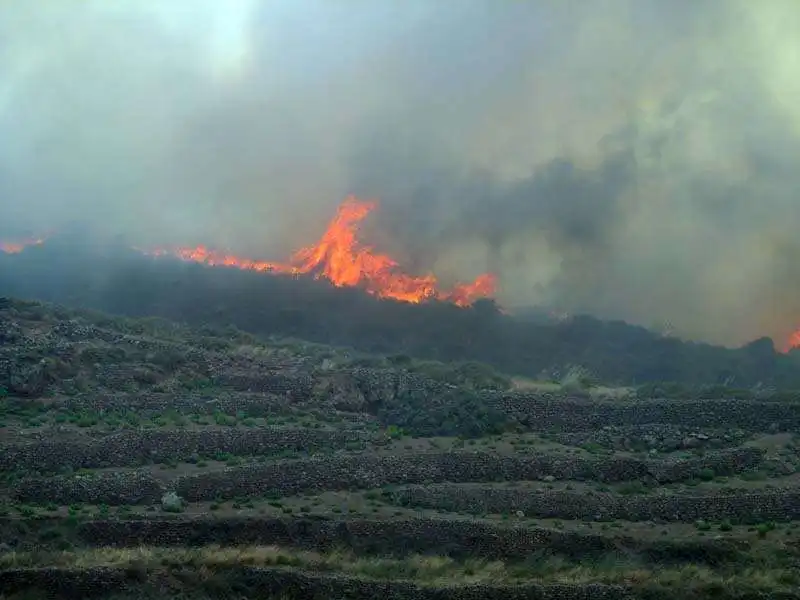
[0, 235, 47, 254]
[3, 196, 496, 307]
[148, 196, 496, 306]
[784, 330, 800, 353]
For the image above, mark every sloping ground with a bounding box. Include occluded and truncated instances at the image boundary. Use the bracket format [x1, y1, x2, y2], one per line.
[1, 298, 800, 598]
[4, 245, 800, 388]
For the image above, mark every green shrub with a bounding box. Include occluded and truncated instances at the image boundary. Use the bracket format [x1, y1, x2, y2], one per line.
[757, 522, 776, 538]
[378, 388, 511, 438]
[617, 480, 649, 495]
[698, 467, 716, 482]
[405, 359, 511, 391]
[694, 520, 711, 531]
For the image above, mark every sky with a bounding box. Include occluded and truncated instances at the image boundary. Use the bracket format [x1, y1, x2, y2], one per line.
[1, 0, 800, 347]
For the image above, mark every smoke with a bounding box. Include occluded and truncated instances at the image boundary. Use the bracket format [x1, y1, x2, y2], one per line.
[2, 0, 800, 346]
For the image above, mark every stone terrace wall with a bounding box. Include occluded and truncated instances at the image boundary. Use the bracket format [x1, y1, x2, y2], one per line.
[50, 391, 293, 417]
[60, 516, 739, 564]
[10, 447, 763, 506]
[392, 485, 800, 525]
[552, 425, 753, 452]
[0, 427, 375, 472]
[4, 565, 798, 600]
[211, 367, 455, 414]
[490, 394, 800, 432]
[213, 372, 314, 399]
[651, 447, 763, 482]
[174, 448, 764, 501]
[37, 376, 800, 435]
[0, 567, 645, 600]
[13, 470, 164, 505]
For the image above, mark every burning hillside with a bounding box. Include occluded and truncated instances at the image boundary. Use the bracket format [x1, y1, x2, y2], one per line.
[785, 331, 800, 353]
[1, 196, 496, 308]
[0, 236, 47, 254]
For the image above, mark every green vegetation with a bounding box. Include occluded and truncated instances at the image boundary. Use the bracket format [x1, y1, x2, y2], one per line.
[377, 387, 512, 437]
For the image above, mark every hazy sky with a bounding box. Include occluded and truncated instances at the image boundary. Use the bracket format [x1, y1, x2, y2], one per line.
[2, 0, 800, 347]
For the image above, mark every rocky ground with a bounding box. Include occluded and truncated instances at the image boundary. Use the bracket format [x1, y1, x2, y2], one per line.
[1, 297, 800, 599]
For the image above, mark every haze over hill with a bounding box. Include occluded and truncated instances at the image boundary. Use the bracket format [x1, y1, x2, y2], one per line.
[5, 244, 800, 388]
[2, 0, 800, 347]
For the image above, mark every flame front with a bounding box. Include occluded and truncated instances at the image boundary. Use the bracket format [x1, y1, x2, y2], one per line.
[1, 197, 495, 306]
[0, 236, 46, 254]
[143, 245, 295, 275]
[785, 329, 800, 352]
[147, 196, 496, 306]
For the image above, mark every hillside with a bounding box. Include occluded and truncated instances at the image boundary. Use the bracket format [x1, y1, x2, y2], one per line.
[2, 240, 799, 388]
[1, 297, 800, 598]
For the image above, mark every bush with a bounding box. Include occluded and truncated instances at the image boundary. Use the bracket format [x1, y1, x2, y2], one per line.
[694, 520, 711, 531]
[378, 388, 512, 438]
[161, 491, 184, 513]
[559, 365, 597, 391]
[757, 522, 776, 538]
[405, 360, 511, 391]
[698, 468, 716, 482]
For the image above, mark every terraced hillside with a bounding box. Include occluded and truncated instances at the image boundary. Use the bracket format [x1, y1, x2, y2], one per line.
[1, 297, 800, 599]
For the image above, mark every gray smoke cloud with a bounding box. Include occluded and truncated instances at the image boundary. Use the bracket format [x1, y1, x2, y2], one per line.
[2, 0, 800, 347]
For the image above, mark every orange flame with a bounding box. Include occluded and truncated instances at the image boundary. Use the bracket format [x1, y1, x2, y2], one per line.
[142, 245, 295, 275]
[784, 329, 800, 353]
[0, 235, 47, 254]
[1, 198, 496, 306]
[146, 196, 496, 306]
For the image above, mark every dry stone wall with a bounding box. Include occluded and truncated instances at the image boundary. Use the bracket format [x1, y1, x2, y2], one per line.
[61, 516, 740, 564]
[174, 448, 764, 501]
[553, 425, 753, 452]
[3, 565, 797, 600]
[51, 391, 293, 417]
[33, 373, 800, 437]
[307, 371, 800, 435]
[392, 485, 800, 524]
[650, 447, 763, 482]
[7, 434, 764, 506]
[13, 470, 164, 505]
[490, 394, 800, 432]
[0, 427, 375, 472]
[0, 566, 643, 600]
[213, 372, 314, 398]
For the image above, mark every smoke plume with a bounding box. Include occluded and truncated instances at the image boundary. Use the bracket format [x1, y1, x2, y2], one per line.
[2, 0, 800, 346]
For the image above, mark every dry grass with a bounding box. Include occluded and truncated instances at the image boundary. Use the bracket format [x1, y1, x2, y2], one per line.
[0, 545, 797, 592]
